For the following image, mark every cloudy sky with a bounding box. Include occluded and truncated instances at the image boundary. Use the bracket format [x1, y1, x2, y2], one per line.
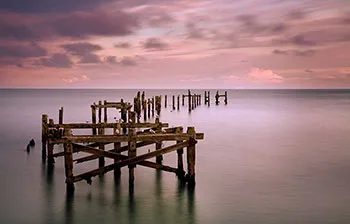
[0, 0, 349, 88]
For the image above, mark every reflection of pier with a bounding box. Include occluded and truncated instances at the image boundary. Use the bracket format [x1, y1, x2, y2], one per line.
[41, 91, 206, 192]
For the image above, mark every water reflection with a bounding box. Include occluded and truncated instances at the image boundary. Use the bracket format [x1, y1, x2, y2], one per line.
[41, 162, 55, 224]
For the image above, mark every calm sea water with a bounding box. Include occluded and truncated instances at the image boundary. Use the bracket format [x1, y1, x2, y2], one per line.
[0, 89, 350, 224]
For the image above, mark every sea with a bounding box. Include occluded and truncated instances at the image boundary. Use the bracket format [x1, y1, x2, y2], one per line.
[0, 89, 350, 224]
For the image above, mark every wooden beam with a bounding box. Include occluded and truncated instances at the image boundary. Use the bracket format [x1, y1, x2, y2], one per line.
[49, 122, 169, 129]
[72, 141, 191, 183]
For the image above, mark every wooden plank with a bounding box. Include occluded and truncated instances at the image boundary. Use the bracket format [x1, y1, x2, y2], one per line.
[49, 122, 169, 129]
[72, 141, 190, 183]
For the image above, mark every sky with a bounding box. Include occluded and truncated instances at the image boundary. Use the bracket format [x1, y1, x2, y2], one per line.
[0, 0, 349, 89]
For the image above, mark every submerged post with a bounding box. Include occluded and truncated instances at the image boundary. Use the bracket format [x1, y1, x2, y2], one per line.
[224, 91, 228, 105]
[172, 95, 175, 110]
[48, 119, 55, 164]
[121, 99, 127, 135]
[114, 126, 121, 177]
[42, 114, 48, 161]
[104, 100, 107, 123]
[151, 97, 155, 117]
[128, 112, 137, 186]
[186, 127, 196, 185]
[215, 91, 219, 105]
[176, 127, 185, 178]
[155, 118, 163, 164]
[165, 95, 167, 108]
[59, 107, 63, 124]
[98, 100, 102, 123]
[98, 127, 105, 168]
[188, 90, 192, 112]
[177, 95, 180, 111]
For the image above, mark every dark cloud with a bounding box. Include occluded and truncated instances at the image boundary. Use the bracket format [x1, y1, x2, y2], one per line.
[287, 10, 308, 20]
[0, 42, 47, 58]
[272, 49, 316, 57]
[186, 22, 206, 39]
[62, 42, 103, 56]
[105, 56, 118, 64]
[236, 14, 287, 35]
[130, 5, 175, 28]
[114, 42, 131, 48]
[0, 0, 113, 13]
[288, 34, 315, 46]
[35, 53, 73, 68]
[120, 57, 137, 66]
[142, 38, 168, 50]
[305, 69, 314, 73]
[78, 53, 101, 64]
[0, 10, 139, 41]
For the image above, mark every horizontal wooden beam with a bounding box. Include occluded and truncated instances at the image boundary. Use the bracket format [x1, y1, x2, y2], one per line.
[53, 142, 109, 158]
[73, 140, 191, 182]
[48, 122, 169, 129]
[49, 132, 203, 144]
[73, 141, 154, 163]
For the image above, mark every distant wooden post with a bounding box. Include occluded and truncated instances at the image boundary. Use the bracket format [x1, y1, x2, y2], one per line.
[208, 91, 210, 106]
[42, 114, 48, 161]
[177, 95, 180, 110]
[141, 91, 145, 110]
[151, 97, 155, 117]
[147, 99, 151, 118]
[104, 100, 107, 123]
[143, 100, 147, 121]
[172, 95, 175, 110]
[182, 95, 185, 106]
[98, 127, 105, 168]
[188, 90, 192, 112]
[155, 96, 161, 116]
[128, 112, 137, 186]
[59, 107, 63, 124]
[155, 118, 163, 164]
[64, 128, 74, 191]
[186, 127, 196, 185]
[91, 105, 97, 135]
[215, 91, 219, 105]
[98, 100, 102, 123]
[165, 95, 167, 108]
[133, 97, 140, 123]
[176, 127, 185, 178]
[121, 99, 127, 135]
[224, 91, 228, 105]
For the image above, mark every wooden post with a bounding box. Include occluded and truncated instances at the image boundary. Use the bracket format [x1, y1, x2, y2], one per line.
[215, 91, 219, 105]
[177, 95, 180, 111]
[48, 119, 55, 164]
[208, 91, 210, 106]
[224, 91, 228, 105]
[152, 97, 155, 117]
[114, 127, 121, 177]
[98, 127, 105, 168]
[59, 107, 63, 124]
[104, 100, 107, 123]
[188, 90, 191, 112]
[165, 95, 167, 108]
[186, 127, 196, 185]
[155, 118, 163, 164]
[91, 105, 97, 135]
[147, 99, 151, 119]
[64, 128, 74, 191]
[42, 114, 48, 161]
[182, 95, 185, 106]
[143, 100, 147, 121]
[141, 91, 145, 110]
[204, 91, 207, 105]
[176, 127, 185, 178]
[128, 112, 137, 186]
[121, 99, 127, 135]
[172, 95, 175, 110]
[155, 96, 161, 116]
[98, 100, 102, 123]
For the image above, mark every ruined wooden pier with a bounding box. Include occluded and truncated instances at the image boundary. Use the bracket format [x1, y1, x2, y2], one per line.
[42, 92, 206, 192]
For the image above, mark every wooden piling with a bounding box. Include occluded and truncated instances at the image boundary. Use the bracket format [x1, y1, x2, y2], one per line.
[121, 99, 127, 134]
[59, 107, 63, 124]
[151, 97, 155, 117]
[186, 127, 196, 185]
[141, 91, 145, 110]
[143, 99, 147, 121]
[155, 117, 163, 164]
[224, 91, 228, 105]
[98, 100, 102, 123]
[177, 95, 180, 110]
[215, 91, 219, 105]
[113, 127, 121, 177]
[42, 114, 48, 161]
[147, 99, 151, 119]
[182, 95, 185, 106]
[91, 105, 97, 135]
[208, 91, 210, 106]
[64, 128, 74, 191]
[104, 100, 107, 123]
[98, 127, 105, 168]
[188, 90, 192, 112]
[128, 112, 137, 185]
[176, 127, 185, 178]
[165, 95, 167, 108]
[172, 95, 175, 110]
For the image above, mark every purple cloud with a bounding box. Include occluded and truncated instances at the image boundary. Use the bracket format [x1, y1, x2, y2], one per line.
[62, 42, 102, 55]
[142, 38, 168, 50]
[105, 56, 117, 64]
[120, 57, 137, 66]
[0, 42, 47, 58]
[78, 53, 101, 64]
[114, 42, 131, 48]
[272, 49, 316, 57]
[35, 53, 73, 68]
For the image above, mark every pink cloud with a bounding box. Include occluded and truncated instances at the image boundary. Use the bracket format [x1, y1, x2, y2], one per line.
[248, 68, 284, 83]
[62, 75, 90, 84]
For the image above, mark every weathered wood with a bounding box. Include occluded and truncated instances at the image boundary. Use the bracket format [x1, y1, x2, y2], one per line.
[113, 128, 121, 177]
[49, 122, 169, 129]
[143, 100, 147, 121]
[224, 91, 228, 105]
[177, 95, 180, 110]
[42, 114, 48, 142]
[73, 141, 154, 163]
[165, 95, 167, 108]
[182, 94, 185, 106]
[188, 90, 191, 112]
[91, 105, 97, 135]
[120, 99, 127, 134]
[151, 97, 154, 116]
[59, 107, 63, 124]
[72, 140, 190, 183]
[64, 128, 74, 190]
[98, 100, 102, 123]
[98, 127, 105, 168]
[186, 127, 196, 185]
[104, 100, 107, 123]
[128, 114, 137, 185]
[172, 95, 175, 110]
[48, 143, 55, 164]
[141, 91, 145, 110]
[215, 91, 219, 105]
[176, 127, 185, 178]
[147, 99, 151, 118]
[155, 118, 163, 164]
